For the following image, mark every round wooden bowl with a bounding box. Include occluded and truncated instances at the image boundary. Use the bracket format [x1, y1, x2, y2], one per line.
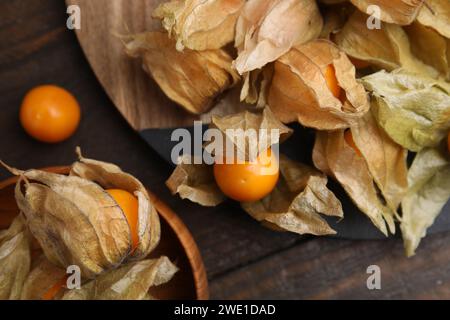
[0, 167, 209, 300]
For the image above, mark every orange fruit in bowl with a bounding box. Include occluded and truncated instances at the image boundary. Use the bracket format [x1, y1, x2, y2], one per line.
[106, 189, 139, 250]
[20, 85, 81, 143]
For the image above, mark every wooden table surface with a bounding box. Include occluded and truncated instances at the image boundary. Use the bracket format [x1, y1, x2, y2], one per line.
[1, 0, 449, 300]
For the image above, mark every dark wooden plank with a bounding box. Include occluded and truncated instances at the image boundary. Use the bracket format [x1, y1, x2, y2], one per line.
[0, 0, 301, 282]
[210, 231, 450, 299]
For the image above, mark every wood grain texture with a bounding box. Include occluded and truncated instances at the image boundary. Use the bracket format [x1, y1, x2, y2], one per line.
[0, 167, 209, 300]
[211, 232, 450, 299]
[1, 0, 450, 299]
[66, 0, 246, 130]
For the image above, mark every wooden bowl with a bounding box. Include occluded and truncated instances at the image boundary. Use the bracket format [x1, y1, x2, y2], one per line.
[0, 167, 209, 300]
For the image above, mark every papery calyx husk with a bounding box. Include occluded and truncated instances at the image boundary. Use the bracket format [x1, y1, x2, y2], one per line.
[153, 0, 245, 51]
[268, 39, 370, 130]
[20, 255, 67, 300]
[166, 155, 226, 207]
[4, 149, 160, 279]
[404, 22, 450, 80]
[349, 0, 424, 25]
[206, 107, 292, 162]
[62, 257, 178, 300]
[417, 0, 450, 38]
[351, 110, 408, 212]
[166, 108, 292, 206]
[313, 130, 396, 236]
[361, 69, 450, 152]
[401, 147, 450, 257]
[334, 11, 439, 77]
[0, 215, 30, 300]
[124, 31, 239, 115]
[234, 0, 323, 75]
[70, 148, 161, 261]
[242, 155, 343, 236]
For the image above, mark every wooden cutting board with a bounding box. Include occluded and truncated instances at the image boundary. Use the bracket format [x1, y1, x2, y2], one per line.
[66, 0, 246, 130]
[66, 0, 450, 240]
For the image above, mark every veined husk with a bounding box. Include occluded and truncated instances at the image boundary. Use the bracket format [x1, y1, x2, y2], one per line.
[124, 31, 240, 114]
[351, 111, 408, 212]
[153, 0, 245, 51]
[313, 130, 396, 236]
[242, 155, 343, 236]
[349, 0, 424, 25]
[62, 257, 178, 300]
[405, 22, 450, 80]
[167, 108, 291, 206]
[0, 215, 30, 300]
[240, 65, 273, 105]
[334, 11, 439, 77]
[4, 149, 160, 279]
[168, 153, 343, 235]
[20, 255, 67, 300]
[401, 147, 450, 257]
[267, 40, 370, 130]
[233, 0, 323, 75]
[166, 154, 226, 207]
[205, 107, 292, 162]
[70, 148, 161, 260]
[361, 69, 450, 152]
[417, 0, 450, 38]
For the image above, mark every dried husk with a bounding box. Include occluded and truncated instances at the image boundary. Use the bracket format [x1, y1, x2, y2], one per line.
[334, 11, 439, 77]
[62, 257, 178, 300]
[240, 65, 273, 105]
[166, 155, 226, 207]
[206, 108, 292, 162]
[313, 130, 396, 236]
[20, 255, 67, 300]
[70, 149, 160, 261]
[417, 0, 450, 38]
[12, 170, 131, 279]
[349, 0, 424, 25]
[4, 149, 161, 279]
[124, 31, 240, 114]
[401, 148, 450, 257]
[233, 0, 323, 75]
[361, 69, 450, 152]
[351, 111, 408, 212]
[319, 7, 350, 40]
[267, 40, 370, 130]
[0, 215, 30, 300]
[242, 155, 343, 236]
[153, 0, 245, 51]
[404, 22, 450, 80]
[167, 108, 291, 206]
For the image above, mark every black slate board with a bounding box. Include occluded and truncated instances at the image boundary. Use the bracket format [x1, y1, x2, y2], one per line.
[141, 123, 450, 240]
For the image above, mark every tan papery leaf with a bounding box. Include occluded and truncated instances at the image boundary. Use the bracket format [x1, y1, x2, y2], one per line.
[124, 31, 240, 114]
[350, 0, 424, 25]
[313, 130, 396, 236]
[234, 0, 323, 74]
[62, 257, 178, 300]
[0, 215, 30, 300]
[153, 0, 245, 51]
[268, 40, 370, 130]
[242, 155, 343, 236]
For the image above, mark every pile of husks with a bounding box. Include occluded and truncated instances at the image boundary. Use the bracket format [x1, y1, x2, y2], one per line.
[126, 0, 450, 257]
[0, 149, 177, 300]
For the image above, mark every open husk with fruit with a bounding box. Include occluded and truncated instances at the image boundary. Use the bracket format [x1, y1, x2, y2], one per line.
[0, 149, 177, 300]
[122, 0, 450, 257]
